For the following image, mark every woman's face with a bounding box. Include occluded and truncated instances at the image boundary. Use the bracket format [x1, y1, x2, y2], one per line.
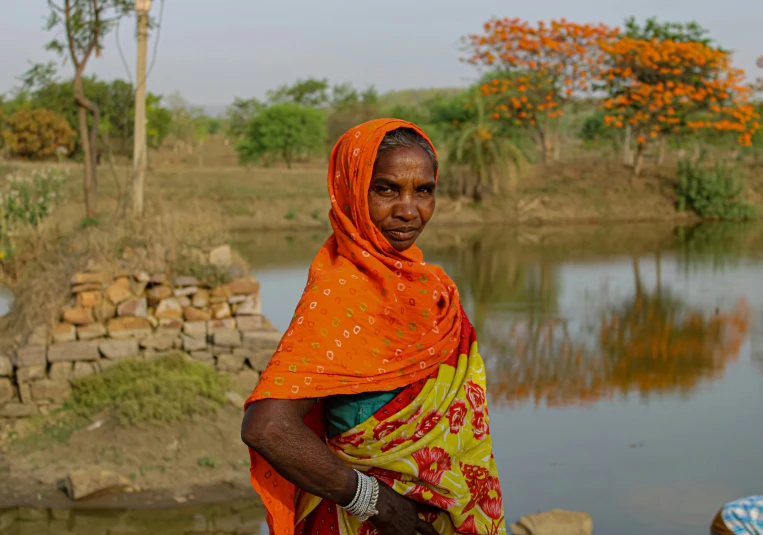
[368, 145, 436, 251]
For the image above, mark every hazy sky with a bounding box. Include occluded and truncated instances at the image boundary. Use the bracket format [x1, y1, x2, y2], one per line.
[1, 0, 761, 109]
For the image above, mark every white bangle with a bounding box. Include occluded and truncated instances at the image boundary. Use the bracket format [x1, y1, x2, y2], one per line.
[342, 469, 379, 522]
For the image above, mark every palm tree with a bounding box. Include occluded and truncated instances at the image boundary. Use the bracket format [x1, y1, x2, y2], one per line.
[444, 90, 526, 199]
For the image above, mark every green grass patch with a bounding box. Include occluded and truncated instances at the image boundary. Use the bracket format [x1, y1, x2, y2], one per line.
[67, 353, 228, 426]
[10, 354, 228, 451]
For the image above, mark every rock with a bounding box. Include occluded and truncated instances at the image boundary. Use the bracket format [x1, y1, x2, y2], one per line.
[73, 362, 98, 379]
[147, 285, 173, 305]
[228, 295, 248, 304]
[93, 298, 117, 323]
[211, 302, 232, 319]
[236, 315, 265, 332]
[76, 291, 103, 308]
[48, 341, 100, 362]
[146, 315, 159, 328]
[107, 317, 152, 339]
[71, 272, 112, 286]
[16, 365, 46, 383]
[98, 359, 121, 372]
[184, 306, 211, 322]
[0, 355, 11, 377]
[28, 325, 49, 346]
[510, 510, 594, 535]
[64, 469, 132, 500]
[232, 347, 253, 359]
[117, 297, 148, 318]
[174, 286, 198, 297]
[105, 282, 133, 305]
[182, 334, 207, 352]
[242, 331, 283, 351]
[190, 350, 213, 362]
[0, 403, 37, 417]
[18, 383, 32, 403]
[178, 296, 192, 308]
[12, 345, 47, 368]
[214, 330, 242, 348]
[49, 362, 74, 382]
[235, 295, 262, 316]
[209, 245, 232, 267]
[216, 354, 244, 373]
[247, 350, 273, 372]
[155, 298, 183, 320]
[131, 280, 148, 297]
[30, 380, 72, 403]
[225, 390, 245, 408]
[174, 275, 200, 287]
[183, 321, 207, 339]
[0, 378, 14, 406]
[53, 323, 77, 343]
[230, 277, 260, 295]
[134, 271, 150, 283]
[139, 335, 177, 351]
[63, 306, 95, 326]
[208, 318, 236, 333]
[77, 323, 107, 341]
[99, 339, 139, 360]
[72, 283, 103, 293]
[142, 349, 172, 361]
[230, 369, 260, 396]
[158, 318, 184, 334]
[192, 289, 210, 308]
[150, 273, 167, 284]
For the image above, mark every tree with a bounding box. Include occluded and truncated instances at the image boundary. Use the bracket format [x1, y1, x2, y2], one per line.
[2, 108, 76, 160]
[44, 0, 132, 217]
[236, 103, 327, 168]
[226, 97, 264, 141]
[464, 18, 620, 162]
[145, 93, 171, 149]
[601, 37, 760, 175]
[266, 77, 330, 108]
[444, 90, 526, 198]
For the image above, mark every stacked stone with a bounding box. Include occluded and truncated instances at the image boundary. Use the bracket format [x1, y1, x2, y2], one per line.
[0, 268, 281, 419]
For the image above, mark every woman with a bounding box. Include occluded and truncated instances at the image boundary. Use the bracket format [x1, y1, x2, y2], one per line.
[241, 119, 506, 535]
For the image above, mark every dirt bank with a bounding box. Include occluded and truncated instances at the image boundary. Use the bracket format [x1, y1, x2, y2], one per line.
[0, 404, 255, 510]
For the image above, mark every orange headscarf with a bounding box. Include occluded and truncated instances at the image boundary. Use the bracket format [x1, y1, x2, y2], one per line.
[247, 118, 462, 403]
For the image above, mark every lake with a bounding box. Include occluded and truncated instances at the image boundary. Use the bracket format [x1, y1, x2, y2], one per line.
[244, 222, 763, 535]
[3, 221, 762, 535]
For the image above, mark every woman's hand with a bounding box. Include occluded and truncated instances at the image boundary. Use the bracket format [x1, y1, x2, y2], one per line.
[369, 483, 440, 535]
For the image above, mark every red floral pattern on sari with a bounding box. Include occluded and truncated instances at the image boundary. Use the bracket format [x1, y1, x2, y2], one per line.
[412, 446, 452, 486]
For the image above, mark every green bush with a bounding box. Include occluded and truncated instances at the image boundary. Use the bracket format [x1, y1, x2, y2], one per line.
[67, 353, 228, 426]
[675, 159, 756, 221]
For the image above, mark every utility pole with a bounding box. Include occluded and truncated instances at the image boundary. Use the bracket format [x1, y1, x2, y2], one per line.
[131, 0, 152, 217]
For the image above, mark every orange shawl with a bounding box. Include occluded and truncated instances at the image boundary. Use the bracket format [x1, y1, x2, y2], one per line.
[246, 118, 463, 532]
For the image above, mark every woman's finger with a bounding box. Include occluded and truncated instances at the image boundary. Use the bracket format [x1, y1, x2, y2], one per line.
[416, 519, 439, 535]
[415, 500, 442, 515]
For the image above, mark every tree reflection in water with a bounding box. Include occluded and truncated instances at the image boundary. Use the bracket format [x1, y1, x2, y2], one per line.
[447, 236, 751, 409]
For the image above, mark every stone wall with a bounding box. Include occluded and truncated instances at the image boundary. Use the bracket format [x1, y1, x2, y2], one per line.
[0, 246, 281, 419]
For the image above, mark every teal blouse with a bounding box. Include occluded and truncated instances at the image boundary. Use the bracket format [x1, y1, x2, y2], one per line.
[324, 388, 403, 439]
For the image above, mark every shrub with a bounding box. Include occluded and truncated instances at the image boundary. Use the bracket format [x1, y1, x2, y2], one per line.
[675, 159, 756, 221]
[67, 353, 228, 426]
[2, 108, 76, 160]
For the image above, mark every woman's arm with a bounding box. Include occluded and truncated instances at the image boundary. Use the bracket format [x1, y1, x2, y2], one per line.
[241, 398, 357, 505]
[241, 399, 439, 535]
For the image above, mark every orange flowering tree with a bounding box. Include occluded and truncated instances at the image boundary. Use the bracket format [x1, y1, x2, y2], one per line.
[601, 37, 760, 175]
[463, 18, 620, 162]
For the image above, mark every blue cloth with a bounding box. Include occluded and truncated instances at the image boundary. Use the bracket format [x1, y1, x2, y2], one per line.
[323, 388, 403, 439]
[722, 495, 763, 535]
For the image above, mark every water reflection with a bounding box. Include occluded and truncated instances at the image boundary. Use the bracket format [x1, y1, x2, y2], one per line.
[425, 227, 758, 409]
[0, 498, 267, 535]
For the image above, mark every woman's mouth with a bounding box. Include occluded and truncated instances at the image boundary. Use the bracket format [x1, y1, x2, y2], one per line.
[385, 228, 418, 242]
